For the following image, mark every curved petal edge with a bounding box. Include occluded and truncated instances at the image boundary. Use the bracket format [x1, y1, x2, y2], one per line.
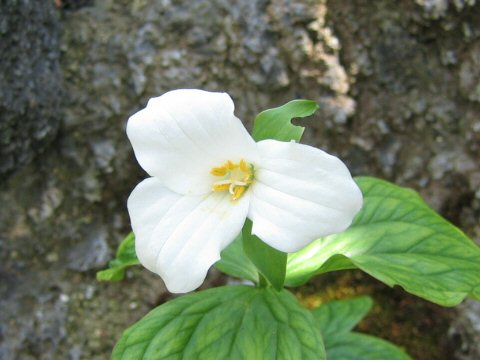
[128, 177, 250, 293]
[249, 140, 363, 253]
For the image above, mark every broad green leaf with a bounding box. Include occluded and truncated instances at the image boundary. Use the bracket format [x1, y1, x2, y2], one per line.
[215, 232, 259, 283]
[312, 297, 411, 360]
[325, 333, 411, 360]
[242, 219, 287, 291]
[310, 254, 356, 274]
[252, 99, 318, 142]
[312, 296, 373, 338]
[286, 177, 480, 306]
[474, 286, 480, 299]
[96, 232, 139, 282]
[113, 286, 326, 360]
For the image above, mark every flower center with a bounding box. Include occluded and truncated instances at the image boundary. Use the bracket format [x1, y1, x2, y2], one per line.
[210, 159, 254, 201]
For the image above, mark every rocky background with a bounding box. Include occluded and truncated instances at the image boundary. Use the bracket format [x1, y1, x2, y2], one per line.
[1, 0, 479, 359]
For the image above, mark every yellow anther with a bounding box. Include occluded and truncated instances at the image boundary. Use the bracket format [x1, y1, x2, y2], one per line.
[239, 159, 248, 172]
[226, 160, 236, 170]
[232, 186, 245, 201]
[212, 182, 230, 192]
[210, 159, 254, 201]
[210, 167, 228, 176]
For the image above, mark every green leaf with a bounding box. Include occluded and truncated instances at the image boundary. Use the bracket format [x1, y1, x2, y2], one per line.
[215, 232, 259, 283]
[252, 99, 318, 142]
[242, 219, 287, 290]
[312, 297, 411, 360]
[286, 177, 480, 306]
[325, 333, 411, 360]
[113, 286, 326, 360]
[96, 232, 140, 282]
[312, 296, 373, 338]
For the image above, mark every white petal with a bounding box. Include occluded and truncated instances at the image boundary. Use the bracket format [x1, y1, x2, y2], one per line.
[249, 140, 363, 253]
[126, 89, 258, 196]
[127, 177, 250, 293]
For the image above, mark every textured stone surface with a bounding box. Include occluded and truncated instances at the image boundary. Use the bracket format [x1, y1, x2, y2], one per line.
[0, 0, 61, 181]
[1, 0, 479, 359]
[449, 300, 480, 359]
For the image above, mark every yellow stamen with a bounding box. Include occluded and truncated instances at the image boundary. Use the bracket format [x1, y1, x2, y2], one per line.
[226, 160, 236, 170]
[239, 159, 248, 172]
[212, 183, 230, 192]
[232, 186, 245, 201]
[210, 159, 254, 201]
[210, 167, 227, 176]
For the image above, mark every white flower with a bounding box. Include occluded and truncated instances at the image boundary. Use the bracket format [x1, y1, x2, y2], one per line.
[127, 89, 363, 293]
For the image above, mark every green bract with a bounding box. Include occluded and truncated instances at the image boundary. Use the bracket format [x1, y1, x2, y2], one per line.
[113, 286, 326, 360]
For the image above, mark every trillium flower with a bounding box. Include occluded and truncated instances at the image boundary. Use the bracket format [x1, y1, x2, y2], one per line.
[127, 89, 363, 293]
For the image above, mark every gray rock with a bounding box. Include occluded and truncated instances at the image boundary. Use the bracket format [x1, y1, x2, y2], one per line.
[0, 0, 61, 181]
[1, 0, 480, 358]
[449, 300, 480, 359]
[66, 224, 111, 272]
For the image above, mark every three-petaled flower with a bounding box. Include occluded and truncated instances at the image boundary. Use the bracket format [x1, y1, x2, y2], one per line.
[127, 89, 363, 293]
